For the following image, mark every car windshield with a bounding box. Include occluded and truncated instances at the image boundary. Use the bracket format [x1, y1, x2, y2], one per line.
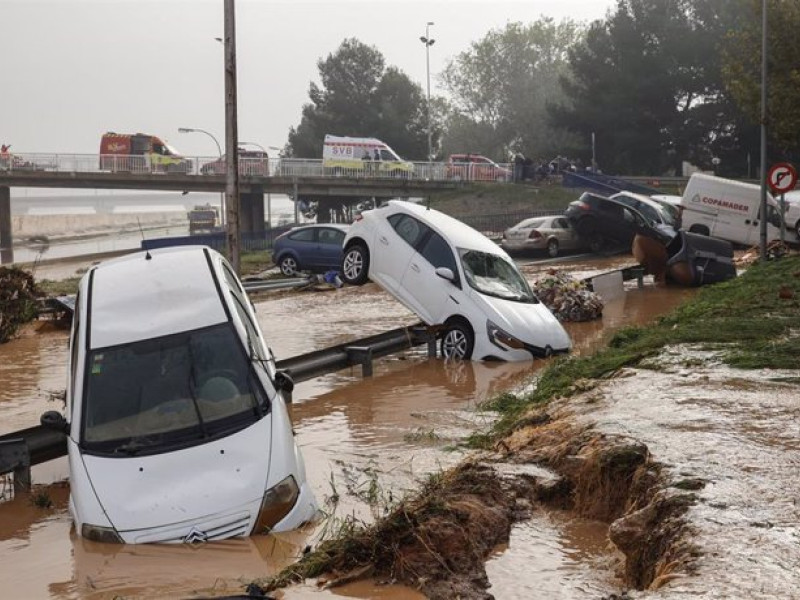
[651, 199, 680, 223]
[82, 323, 268, 456]
[459, 249, 537, 303]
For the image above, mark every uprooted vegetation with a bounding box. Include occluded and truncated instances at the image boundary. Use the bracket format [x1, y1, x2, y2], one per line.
[255, 256, 800, 597]
[0, 266, 42, 343]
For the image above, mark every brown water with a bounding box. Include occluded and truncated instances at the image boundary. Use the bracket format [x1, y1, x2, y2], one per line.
[0, 261, 700, 599]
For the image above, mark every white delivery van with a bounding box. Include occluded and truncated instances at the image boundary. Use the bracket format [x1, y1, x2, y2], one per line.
[679, 173, 789, 246]
[322, 134, 414, 177]
[41, 246, 318, 544]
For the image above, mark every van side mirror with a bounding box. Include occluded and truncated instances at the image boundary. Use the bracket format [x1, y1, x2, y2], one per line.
[40, 410, 69, 434]
[435, 267, 455, 282]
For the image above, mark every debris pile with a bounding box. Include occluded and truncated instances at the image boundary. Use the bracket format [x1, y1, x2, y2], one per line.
[0, 266, 41, 343]
[532, 269, 603, 321]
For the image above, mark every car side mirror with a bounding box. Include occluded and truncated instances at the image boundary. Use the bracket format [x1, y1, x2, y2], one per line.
[274, 370, 294, 394]
[435, 267, 455, 282]
[40, 410, 69, 434]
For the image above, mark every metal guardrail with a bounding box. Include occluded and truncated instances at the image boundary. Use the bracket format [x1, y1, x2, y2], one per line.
[0, 322, 435, 486]
[1, 263, 648, 487]
[0, 153, 513, 183]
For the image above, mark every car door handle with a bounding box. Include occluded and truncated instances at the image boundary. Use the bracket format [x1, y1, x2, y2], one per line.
[410, 262, 420, 273]
[379, 236, 388, 245]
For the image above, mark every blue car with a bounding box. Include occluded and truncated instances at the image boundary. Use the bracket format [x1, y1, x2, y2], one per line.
[272, 224, 349, 276]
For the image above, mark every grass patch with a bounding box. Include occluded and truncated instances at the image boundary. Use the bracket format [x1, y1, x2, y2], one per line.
[428, 183, 583, 216]
[37, 277, 81, 297]
[240, 250, 275, 276]
[473, 255, 800, 444]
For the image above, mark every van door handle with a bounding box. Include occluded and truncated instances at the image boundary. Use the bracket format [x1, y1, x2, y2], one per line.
[379, 236, 388, 245]
[410, 262, 420, 273]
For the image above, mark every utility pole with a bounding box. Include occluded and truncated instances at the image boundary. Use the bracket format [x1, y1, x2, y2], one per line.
[759, 0, 768, 262]
[224, 0, 241, 273]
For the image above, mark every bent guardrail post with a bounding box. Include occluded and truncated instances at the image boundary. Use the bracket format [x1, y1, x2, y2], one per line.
[346, 346, 374, 377]
[0, 439, 31, 492]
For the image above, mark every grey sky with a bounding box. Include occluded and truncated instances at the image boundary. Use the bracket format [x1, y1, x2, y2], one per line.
[1, 0, 613, 157]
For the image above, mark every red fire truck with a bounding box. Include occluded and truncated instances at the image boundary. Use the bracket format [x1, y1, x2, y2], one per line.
[99, 132, 193, 173]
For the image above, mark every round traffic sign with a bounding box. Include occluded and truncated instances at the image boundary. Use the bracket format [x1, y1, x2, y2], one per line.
[767, 162, 797, 194]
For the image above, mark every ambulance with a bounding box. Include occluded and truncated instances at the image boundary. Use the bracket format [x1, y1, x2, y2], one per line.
[322, 134, 414, 177]
[679, 173, 792, 246]
[100, 132, 193, 174]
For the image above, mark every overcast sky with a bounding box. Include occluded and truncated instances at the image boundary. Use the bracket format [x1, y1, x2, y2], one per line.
[1, 0, 614, 157]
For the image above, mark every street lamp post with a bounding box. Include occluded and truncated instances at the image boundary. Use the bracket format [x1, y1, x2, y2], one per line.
[420, 22, 435, 163]
[178, 127, 226, 227]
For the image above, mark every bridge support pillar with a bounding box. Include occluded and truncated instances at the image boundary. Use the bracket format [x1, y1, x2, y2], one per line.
[0, 187, 12, 264]
[240, 189, 265, 235]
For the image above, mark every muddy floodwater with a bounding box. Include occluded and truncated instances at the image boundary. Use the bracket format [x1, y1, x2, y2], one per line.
[0, 259, 699, 599]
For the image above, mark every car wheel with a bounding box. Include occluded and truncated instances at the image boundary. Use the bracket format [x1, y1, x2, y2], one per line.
[547, 239, 559, 258]
[341, 244, 370, 285]
[588, 233, 604, 253]
[440, 321, 474, 360]
[279, 255, 299, 277]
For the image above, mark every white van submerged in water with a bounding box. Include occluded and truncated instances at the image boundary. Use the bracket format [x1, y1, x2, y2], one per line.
[41, 246, 318, 544]
[679, 173, 791, 246]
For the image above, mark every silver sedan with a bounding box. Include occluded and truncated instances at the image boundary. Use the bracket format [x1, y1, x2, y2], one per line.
[500, 215, 583, 257]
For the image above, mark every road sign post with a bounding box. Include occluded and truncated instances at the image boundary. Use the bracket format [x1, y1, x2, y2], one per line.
[767, 163, 797, 248]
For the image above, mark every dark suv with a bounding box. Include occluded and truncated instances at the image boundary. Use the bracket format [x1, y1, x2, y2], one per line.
[564, 192, 675, 252]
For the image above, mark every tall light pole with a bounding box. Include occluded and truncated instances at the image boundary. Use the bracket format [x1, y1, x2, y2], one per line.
[420, 22, 435, 162]
[178, 127, 225, 226]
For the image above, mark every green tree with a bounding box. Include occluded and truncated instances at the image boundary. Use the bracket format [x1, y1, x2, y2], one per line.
[440, 18, 582, 162]
[551, 0, 748, 175]
[286, 39, 429, 159]
[721, 0, 800, 159]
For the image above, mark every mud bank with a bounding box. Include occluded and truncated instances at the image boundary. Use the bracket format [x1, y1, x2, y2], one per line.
[259, 412, 689, 599]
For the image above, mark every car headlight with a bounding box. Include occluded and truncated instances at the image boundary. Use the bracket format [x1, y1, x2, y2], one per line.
[81, 523, 124, 544]
[486, 320, 525, 351]
[254, 475, 300, 533]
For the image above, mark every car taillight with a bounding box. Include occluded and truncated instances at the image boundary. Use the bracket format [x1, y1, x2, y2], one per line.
[577, 201, 591, 211]
[528, 230, 542, 240]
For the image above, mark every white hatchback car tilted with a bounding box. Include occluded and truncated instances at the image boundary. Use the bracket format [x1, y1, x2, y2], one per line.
[340, 200, 571, 361]
[41, 246, 318, 544]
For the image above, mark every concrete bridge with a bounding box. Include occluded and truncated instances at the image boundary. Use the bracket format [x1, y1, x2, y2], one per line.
[0, 153, 476, 262]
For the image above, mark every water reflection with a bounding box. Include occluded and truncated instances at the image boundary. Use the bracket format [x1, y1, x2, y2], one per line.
[55, 529, 310, 600]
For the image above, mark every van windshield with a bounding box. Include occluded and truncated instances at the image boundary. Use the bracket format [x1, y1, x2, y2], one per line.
[459, 249, 538, 303]
[81, 323, 269, 456]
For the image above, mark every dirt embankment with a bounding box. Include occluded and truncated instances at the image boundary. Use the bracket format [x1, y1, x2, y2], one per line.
[261, 399, 694, 599]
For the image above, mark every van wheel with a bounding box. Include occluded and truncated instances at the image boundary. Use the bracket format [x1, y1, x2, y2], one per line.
[341, 244, 370, 285]
[689, 225, 710, 236]
[279, 255, 300, 277]
[441, 321, 474, 360]
[547, 239, 559, 258]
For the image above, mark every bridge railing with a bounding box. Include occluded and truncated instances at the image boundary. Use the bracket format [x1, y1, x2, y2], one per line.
[0, 152, 514, 184]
